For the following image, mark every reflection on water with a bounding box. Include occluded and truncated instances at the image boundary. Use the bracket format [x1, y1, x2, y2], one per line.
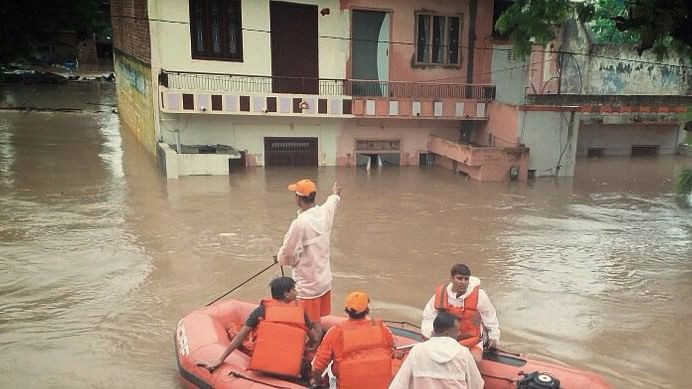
[0, 84, 691, 388]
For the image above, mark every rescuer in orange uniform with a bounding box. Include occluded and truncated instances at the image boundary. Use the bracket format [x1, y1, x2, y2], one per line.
[421, 263, 500, 361]
[199, 277, 320, 378]
[310, 291, 397, 389]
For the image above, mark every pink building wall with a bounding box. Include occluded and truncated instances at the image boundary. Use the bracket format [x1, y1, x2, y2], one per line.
[333, 0, 500, 175]
[340, 0, 494, 84]
[336, 121, 458, 166]
[474, 102, 520, 147]
[471, 1, 494, 85]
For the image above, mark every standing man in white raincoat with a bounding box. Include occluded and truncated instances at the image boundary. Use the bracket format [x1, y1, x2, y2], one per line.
[390, 312, 484, 389]
[276, 178, 341, 337]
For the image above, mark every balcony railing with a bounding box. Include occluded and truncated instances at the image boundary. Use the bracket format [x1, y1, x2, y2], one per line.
[159, 70, 496, 100]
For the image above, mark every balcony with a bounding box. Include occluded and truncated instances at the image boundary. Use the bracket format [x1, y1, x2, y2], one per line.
[158, 70, 495, 120]
[428, 136, 529, 181]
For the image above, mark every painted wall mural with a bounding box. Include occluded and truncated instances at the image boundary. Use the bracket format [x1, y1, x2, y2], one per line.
[114, 51, 156, 155]
[587, 47, 689, 95]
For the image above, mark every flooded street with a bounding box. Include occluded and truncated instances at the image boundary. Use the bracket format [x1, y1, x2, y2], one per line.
[1, 84, 691, 388]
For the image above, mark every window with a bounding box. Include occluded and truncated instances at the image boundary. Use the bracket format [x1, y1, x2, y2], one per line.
[415, 13, 461, 66]
[189, 0, 243, 61]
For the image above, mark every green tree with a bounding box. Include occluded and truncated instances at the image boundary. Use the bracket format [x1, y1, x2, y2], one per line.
[495, 0, 573, 57]
[495, 0, 692, 60]
[589, 0, 640, 45]
[0, 1, 110, 64]
[677, 168, 692, 196]
[683, 107, 692, 144]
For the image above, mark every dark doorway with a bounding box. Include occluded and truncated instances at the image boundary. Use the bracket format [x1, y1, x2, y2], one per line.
[419, 153, 434, 166]
[270, 2, 319, 94]
[228, 151, 246, 172]
[587, 147, 604, 159]
[264, 137, 318, 166]
[351, 10, 390, 96]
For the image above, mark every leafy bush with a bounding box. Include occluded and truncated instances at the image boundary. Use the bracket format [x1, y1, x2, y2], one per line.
[677, 168, 692, 195]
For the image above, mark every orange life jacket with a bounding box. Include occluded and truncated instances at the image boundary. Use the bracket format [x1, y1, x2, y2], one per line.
[248, 298, 307, 377]
[335, 319, 393, 389]
[434, 282, 482, 348]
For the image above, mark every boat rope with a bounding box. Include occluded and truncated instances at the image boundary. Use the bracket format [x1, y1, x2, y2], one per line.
[480, 372, 517, 384]
[382, 320, 421, 329]
[228, 371, 299, 388]
[206, 262, 277, 306]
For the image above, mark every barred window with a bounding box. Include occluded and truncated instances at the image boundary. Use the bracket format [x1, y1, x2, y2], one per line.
[189, 0, 243, 61]
[415, 13, 461, 66]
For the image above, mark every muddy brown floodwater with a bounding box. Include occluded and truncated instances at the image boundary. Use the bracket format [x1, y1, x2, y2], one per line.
[1, 84, 690, 388]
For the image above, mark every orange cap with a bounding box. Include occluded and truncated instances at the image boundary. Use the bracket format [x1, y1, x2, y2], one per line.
[287, 179, 316, 196]
[344, 291, 370, 314]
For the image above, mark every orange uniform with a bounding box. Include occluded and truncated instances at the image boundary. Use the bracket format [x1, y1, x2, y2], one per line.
[312, 318, 395, 388]
[249, 298, 308, 377]
[434, 282, 482, 348]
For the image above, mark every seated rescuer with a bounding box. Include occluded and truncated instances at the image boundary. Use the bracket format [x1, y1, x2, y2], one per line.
[389, 312, 484, 389]
[420, 263, 500, 361]
[311, 291, 397, 389]
[199, 277, 320, 378]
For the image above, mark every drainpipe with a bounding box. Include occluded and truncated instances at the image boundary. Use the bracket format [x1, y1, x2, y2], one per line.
[466, 0, 478, 86]
[556, 51, 564, 95]
[459, 0, 478, 144]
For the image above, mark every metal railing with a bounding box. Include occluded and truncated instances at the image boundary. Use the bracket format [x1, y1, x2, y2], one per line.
[159, 70, 495, 100]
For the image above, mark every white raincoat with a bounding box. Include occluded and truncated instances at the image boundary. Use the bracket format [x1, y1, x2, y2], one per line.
[276, 194, 340, 298]
[389, 336, 484, 389]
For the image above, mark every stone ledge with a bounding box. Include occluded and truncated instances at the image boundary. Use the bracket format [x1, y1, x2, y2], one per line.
[526, 94, 692, 106]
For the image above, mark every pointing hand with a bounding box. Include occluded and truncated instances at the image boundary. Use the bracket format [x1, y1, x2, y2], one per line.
[332, 182, 342, 196]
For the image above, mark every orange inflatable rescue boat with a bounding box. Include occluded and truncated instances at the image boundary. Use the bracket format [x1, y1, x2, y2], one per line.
[175, 299, 612, 388]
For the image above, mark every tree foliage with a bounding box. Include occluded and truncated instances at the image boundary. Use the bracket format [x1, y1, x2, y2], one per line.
[677, 168, 692, 195]
[495, 0, 692, 60]
[0, 1, 110, 64]
[589, 0, 640, 45]
[495, 0, 573, 57]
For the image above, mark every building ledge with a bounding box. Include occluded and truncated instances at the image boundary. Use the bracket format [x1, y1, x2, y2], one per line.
[428, 136, 529, 181]
[526, 93, 692, 106]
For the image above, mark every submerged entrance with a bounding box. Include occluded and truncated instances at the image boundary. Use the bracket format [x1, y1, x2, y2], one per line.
[631, 145, 660, 157]
[354, 139, 401, 168]
[264, 137, 318, 166]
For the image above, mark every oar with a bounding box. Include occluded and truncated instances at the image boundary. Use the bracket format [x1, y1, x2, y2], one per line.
[206, 261, 277, 306]
[272, 255, 285, 277]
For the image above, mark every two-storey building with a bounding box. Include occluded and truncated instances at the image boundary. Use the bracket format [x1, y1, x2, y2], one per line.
[112, 0, 534, 180]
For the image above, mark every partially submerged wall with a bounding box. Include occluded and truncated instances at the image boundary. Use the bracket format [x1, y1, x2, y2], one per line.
[114, 52, 156, 154]
[111, 0, 156, 155]
[578, 124, 680, 156]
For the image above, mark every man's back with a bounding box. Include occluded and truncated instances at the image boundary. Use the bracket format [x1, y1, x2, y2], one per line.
[389, 336, 483, 389]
